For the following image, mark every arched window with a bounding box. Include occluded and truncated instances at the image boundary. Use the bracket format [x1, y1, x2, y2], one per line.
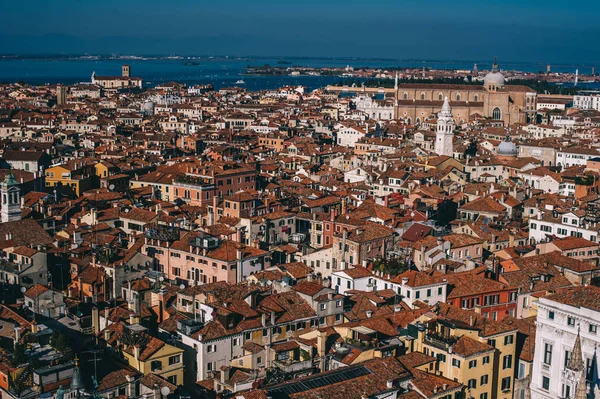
[403, 92, 408, 100]
[474, 94, 479, 102]
[492, 107, 502, 120]
[438, 93, 443, 101]
[416, 117, 421, 124]
[456, 94, 461, 101]
[406, 117, 412, 125]
[420, 92, 425, 100]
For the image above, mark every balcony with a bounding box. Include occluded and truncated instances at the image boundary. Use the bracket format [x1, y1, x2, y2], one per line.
[273, 358, 314, 374]
[424, 332, 459, 351]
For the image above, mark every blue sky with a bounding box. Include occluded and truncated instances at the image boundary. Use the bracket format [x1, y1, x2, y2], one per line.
[0, 0, 598, 63]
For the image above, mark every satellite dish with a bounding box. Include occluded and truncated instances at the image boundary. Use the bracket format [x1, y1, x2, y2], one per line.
[108, 184, 115, 191]
[20, 287, 26, 293]
[179, 284, 186, 290]
[159, 276, 164, 282]
[160, 386, 171, 396]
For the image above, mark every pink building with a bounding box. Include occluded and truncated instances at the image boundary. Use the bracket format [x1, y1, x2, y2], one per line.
[144, 228, 269, 285]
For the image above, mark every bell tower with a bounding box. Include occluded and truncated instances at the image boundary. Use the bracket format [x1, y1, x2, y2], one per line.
[435, 97, 454, 157]
[1, 173, 21, 223]
[122, 64, 130, 78]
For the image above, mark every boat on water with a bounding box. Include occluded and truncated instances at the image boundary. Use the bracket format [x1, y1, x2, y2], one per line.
[235, 79, 246, 84]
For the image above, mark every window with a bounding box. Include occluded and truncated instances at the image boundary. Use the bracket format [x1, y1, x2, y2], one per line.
[544, 343, 553, 365]
[438, 287, 443, 295]
[320, 303, 327, 311]
[504, 335, 514, 345]
[542, 376, 550, 390]
[169, 355, 181, 365]
[503, 354, 513, 369]
[548, 310, 555, 320]
[562, 384, 571, 399]
[151, 360, 162, 371]
[501, 377, 511, 391]
[480, 394, 488, 399]
[518, 362, 526, 379]
[483, 355, 490, 364]
[416, 291, 420, 299]
[492, 107, 502, 120]
[568, 317, 575, 326]
[468, 379, 477, 389]
[207, 345, 215, 353]
[452, 359, 461, 368]
[565, 350, 572, 367]
[469, 360, 477, 368]
[427, 289, 432, 297]
[480, 374, 488, 385]
[590, 324, 598, 334]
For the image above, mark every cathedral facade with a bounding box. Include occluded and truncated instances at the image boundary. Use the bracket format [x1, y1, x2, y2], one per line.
[392, 60, 537, 125]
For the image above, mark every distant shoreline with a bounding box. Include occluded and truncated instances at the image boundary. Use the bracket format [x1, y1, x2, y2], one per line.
[0, 54, 597, 69]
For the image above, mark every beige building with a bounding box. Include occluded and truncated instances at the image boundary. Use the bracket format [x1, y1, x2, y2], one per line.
[392, 61, 536, 125]
[92, 64, 143, 89]
[411, 303, 518, 399]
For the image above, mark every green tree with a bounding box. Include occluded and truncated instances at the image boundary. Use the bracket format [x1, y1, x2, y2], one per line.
[50, 331, 69, 353]
[53, 334, 69, 353]
[12, 343, 27, 365]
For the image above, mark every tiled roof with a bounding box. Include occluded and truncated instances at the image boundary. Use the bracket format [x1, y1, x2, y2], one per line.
[543, 285, 600, 312]
[451, 335, 494, 358]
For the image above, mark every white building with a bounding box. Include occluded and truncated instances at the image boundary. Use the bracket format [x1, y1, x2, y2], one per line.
[529, 285, 600, 399]
[331, 267, 448, 308]
[435, 97, 454, 157]
[556, 147, 600, 168]
[574, 93, 600, 111]
[354, 94, 394, 121]
[332, 266, 374, 295]
[336, 123, 367, 147]
[529, 209, 599, 244]
[1, 174, 21, 223]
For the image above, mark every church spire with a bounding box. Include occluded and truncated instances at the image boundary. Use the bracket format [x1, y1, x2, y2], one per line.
[441, 96, 451, 115]
[435, 96, 454, 157]
[575, 370, 588, 399]
[569, 329, 586, 372]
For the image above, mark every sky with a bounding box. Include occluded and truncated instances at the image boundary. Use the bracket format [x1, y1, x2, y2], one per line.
[1, 0, 598, 64]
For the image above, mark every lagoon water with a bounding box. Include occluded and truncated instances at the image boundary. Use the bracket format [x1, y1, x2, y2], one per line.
[0, 57, 596, 91]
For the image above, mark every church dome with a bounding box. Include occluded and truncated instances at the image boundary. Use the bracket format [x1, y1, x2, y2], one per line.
[484, 59, 505, 88]
[141, 101, 155, 115]
[497, 136, 517, 157]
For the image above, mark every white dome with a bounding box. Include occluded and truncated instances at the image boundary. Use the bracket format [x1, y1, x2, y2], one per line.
[497, 138, 517, 157]
[484, 59, 505, 87]
[485, 72, 505, 87]
[141, 101, 155, 114]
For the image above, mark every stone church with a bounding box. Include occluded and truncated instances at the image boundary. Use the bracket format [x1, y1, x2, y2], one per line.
[392, 60, 537, 125]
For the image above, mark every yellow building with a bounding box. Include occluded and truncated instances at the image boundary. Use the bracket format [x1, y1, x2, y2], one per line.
[123, 336, 184, 386]
[45, 163, 94, 197]
[410, 303, 518, 399]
